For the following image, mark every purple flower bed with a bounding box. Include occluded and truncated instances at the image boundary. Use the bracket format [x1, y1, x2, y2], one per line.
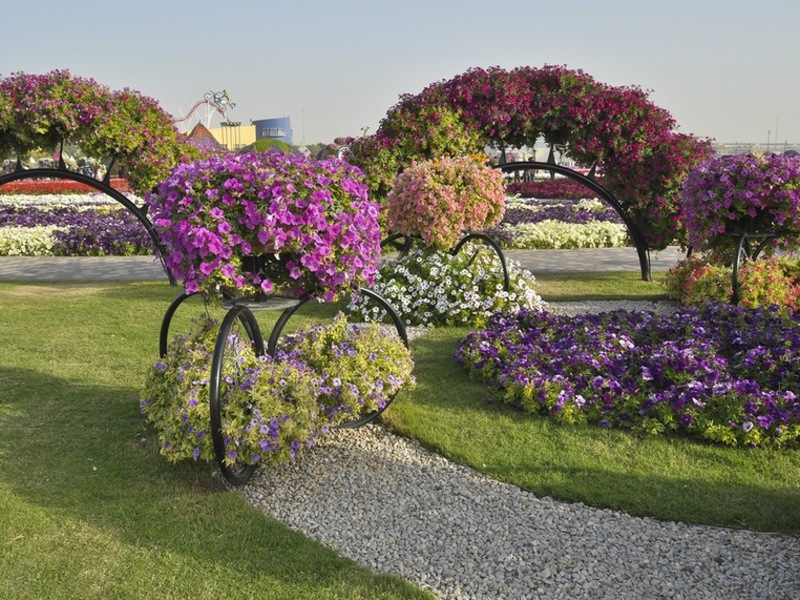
[501, 200, 622, 226]
[51, 210, 153, 255]
[455, 303, 800, 448]
[0, 204, 153, 255]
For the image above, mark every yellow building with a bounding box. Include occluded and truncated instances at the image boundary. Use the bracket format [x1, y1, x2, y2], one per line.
[207, 123, 256, 151]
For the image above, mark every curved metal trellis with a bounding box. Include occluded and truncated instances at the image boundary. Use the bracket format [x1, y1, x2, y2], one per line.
[497, 159, 653, 282]
[0, 164, 176, 285]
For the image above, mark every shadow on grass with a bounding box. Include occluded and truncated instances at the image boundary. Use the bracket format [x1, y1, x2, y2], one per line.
[0, 364, 427, 597]
[382, 332, 800, 534]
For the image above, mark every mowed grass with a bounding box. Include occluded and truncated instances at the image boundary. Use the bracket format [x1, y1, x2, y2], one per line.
[0, 274, 797, 600]
[0, 281, 431, 600]
[533, 271, 669, 301]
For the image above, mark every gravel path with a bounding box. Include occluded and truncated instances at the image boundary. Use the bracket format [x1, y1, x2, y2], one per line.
[235, 302, 800, 599]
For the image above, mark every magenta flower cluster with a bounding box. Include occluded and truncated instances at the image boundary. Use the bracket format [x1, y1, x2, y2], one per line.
[681, 153, 800, 252]
[348, 65, 713, 250]
[147, 152, 382, 301]
[456, 304, 800, 449]
[0, 70, 190, 194]
[506, 178, 604, 200]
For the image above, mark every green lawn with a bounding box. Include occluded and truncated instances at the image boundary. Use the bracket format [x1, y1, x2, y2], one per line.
[0, 275, 797, 599]
[0, 281, 431, 600]
[533, 271, 669, 301]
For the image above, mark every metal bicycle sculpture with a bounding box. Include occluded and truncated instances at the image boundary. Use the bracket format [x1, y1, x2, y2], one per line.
[0, 153, 407, 487]
[159, 285, 409, 486]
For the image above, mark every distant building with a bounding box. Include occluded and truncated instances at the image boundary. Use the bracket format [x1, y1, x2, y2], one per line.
[208, 116, 293, 151]
[713, 142, 800, 156]
[252, 117, 293, 145]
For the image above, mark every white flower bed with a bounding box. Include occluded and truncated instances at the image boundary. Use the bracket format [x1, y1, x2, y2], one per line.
[0, 225, 66, 256]
[504, 220, 629, 249]
[0, 193, 138, 209]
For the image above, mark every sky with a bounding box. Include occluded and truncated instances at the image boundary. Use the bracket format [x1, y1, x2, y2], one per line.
[3, 0, 798, 148]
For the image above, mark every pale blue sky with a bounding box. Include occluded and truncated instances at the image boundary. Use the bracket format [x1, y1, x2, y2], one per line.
[3, 0, 798, 146]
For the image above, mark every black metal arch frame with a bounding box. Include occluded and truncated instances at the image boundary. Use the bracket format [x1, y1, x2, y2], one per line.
[497, 159, 653, 281]
[0, 163, 176, 285]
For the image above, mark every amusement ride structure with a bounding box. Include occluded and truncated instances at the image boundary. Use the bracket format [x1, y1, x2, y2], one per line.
[174, 90, 243, 150]
[173, 89, 239, 132]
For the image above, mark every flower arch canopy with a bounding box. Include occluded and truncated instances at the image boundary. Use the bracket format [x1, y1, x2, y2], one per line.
[0, 70, 190, 194]
[348, 65, 714, 250]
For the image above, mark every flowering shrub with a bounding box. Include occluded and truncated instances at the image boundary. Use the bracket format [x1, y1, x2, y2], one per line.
[386, 156, 506, 249]
[0, 70, 109, 156]
[682, 153, 800, 253]
[148, 152, 381, 301]
[456, 304, 800, 448]
[349, 242, 544, 328]
[141, 313, 414, 466]
[664, 253, 800, 311]
[0, 70, 190, 194]
[348, 65, 713, 249]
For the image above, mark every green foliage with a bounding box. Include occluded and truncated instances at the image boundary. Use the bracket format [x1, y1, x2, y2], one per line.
[241, 139, 293, 154]
[664, 253, 800, 311]
[347, 103, 482, 203]
[142, 312, 415, 466]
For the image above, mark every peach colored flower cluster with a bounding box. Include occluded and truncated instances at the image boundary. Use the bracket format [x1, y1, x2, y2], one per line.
[386, 156, 505, 250]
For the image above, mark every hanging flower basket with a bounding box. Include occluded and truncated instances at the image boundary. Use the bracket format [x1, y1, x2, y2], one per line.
[147, 152, 382, 302]
[385, 155, 506, 250]
[681, 153, 800, 252]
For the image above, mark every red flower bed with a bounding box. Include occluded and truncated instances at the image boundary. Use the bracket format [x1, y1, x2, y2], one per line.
[506, 178, 606, 200]
[0, 178, 130, 195]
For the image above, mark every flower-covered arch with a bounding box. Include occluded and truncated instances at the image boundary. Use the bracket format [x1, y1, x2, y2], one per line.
[0, 70, 195, 280]
[348, 65, 714, 258]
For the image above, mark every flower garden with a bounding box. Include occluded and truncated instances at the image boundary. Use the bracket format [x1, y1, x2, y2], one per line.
[0, 174, 628, 257]
[2, 66, 800, 485]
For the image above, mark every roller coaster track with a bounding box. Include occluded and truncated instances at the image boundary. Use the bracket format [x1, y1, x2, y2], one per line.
[173, 90, 235, 126]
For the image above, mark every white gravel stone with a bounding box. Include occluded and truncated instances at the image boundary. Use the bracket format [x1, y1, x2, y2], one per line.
[234, 301, 800, 600]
